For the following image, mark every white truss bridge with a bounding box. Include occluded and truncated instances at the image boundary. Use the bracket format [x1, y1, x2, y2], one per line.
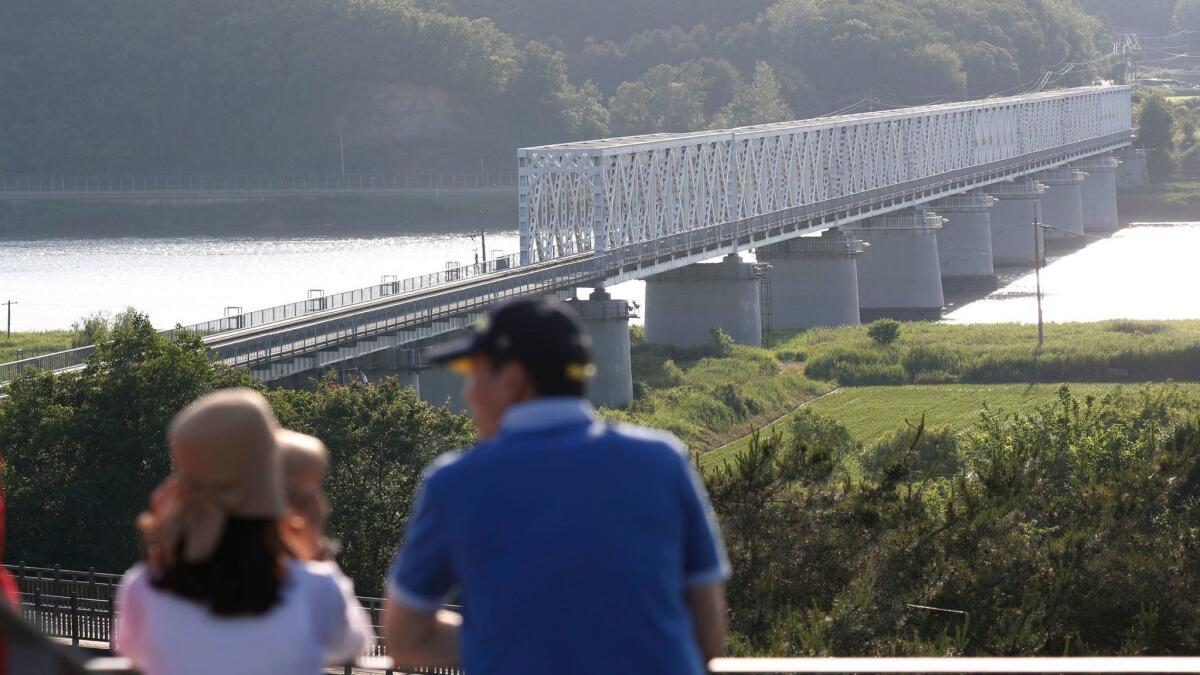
[2, 85, 1134, 385]
[520, 85, 1131, 283]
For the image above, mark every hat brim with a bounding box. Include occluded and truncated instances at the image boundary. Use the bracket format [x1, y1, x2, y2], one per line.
[427, 334, 483, 366]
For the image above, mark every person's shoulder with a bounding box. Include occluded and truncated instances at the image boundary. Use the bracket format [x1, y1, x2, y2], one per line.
[287, 560, 351, 603]
[420, 449, 471, 488]
[119, 563, 152, 593]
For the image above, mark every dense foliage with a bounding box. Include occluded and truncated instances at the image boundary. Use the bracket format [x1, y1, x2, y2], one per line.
[709, 388, 1200, 654]
[0, 313, 474, 593]
[1, 0, 1112, 175]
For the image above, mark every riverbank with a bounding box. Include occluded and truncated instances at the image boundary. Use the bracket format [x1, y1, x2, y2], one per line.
[0, 331, 75, 363]
[0, 193, 515, 238]
[1118, 178, 1200, 223]
[612, 319, 1200, 456]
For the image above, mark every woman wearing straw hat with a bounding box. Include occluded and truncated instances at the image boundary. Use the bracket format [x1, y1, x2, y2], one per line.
[114, 388, 372, 675]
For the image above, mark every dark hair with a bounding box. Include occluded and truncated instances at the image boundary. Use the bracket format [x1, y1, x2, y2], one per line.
[151, 517, 284, 617]
[491, 357, 586, 398]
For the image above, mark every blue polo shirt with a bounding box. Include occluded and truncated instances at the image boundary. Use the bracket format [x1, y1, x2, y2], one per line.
[388, 397, 730, 675]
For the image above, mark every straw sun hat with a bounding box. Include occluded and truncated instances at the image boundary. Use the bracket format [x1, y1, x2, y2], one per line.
[141, 388, 286, 566]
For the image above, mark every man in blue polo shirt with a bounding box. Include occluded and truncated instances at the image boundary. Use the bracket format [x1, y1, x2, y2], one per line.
[383, 296, 730, 674]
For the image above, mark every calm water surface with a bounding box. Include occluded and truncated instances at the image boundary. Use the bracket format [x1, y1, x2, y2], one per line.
[4, 223, 1199, 331]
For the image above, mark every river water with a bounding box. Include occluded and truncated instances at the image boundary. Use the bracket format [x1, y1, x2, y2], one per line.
[3, 223, 1199, 331]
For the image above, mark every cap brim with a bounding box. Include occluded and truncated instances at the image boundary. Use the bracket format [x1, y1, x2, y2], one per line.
[427, 334, 482, 366]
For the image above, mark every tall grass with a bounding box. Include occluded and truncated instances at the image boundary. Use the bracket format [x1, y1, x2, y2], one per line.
[781, 320, 1200, 386]
[0, 331, 75, 363]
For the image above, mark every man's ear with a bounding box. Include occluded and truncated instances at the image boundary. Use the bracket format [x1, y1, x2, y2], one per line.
[498, 360, 536, 400]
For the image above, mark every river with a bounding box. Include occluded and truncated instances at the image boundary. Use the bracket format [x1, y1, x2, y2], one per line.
[3, 223, 1199, 332]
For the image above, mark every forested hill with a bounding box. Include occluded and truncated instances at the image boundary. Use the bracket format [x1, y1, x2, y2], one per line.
[0, 0, 1117, 175]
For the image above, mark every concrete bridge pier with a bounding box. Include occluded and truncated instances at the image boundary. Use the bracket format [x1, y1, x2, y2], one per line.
[987, 180, 1046, 267]
[1073, 156, 1121, 233]
[844, 211, 945, 321]
[1037, 169, 1087, 247]
[929, 192, 997, 289]
[755, 229, 864, 330]
[569, 289, 633, 408]
[644, 254, 765, 347]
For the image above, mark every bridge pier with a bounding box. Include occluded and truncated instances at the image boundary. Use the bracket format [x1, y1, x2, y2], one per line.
[845, 211, 945, 321]
[1073, 156, 1121, 233]
[755, 230, 864, 330]
[930, 193, 996, 289]
[1037, 168, 1087, 247]
[644, 254, 764, 347]
[570, 289, 633, 408]
[987, 180, 1046, 267]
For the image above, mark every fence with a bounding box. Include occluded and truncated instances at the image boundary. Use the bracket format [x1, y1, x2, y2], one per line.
[0, 173, 518, 195]
[0, 252, 522, 384]
[6, 563, 458, 674]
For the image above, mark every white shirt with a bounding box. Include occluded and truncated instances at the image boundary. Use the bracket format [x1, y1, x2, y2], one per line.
[115, 560, 373, 675]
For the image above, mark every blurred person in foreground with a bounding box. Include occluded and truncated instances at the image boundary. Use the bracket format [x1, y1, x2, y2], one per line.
[115, 388, 371, 675]
[276, 428, 340, 562]
[383, 297, 730, 674]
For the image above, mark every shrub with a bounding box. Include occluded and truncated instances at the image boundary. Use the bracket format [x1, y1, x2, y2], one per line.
[661, 359, 686, 386]
[867, 319, 901, 346]
[913, 369, 958, 385]
[1107, 319, 1170, 335]
[711, 326, 736, 357]
[805, 346, 893, 382]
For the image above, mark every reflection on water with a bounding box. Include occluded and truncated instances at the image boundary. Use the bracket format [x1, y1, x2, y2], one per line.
[4, 223, 1199, 332]
[2, 233, 519, 331]
[944, 223, 1200, 324]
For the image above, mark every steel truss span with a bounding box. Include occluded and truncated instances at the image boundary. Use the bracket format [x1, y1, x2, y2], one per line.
[518, 86, 1132, 266]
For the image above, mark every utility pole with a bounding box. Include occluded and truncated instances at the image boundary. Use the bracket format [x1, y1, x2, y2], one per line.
[1033, 203, 1045, 348]
[3, 300, 16, 340]
[470, 222, 487, 265]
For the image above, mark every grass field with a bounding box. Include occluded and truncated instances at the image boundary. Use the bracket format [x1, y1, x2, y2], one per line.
[700, 382, 1200, 470]
[0, 331, 75, 363]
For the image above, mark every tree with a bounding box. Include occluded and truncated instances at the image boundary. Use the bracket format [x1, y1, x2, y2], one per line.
[1138, 93, 1176, 150]
[608, 62, 712, 135]
[271, 376, 475, 595]
[0, 310, 256, 572]
[715, 62, 793, 127]
[1176, 0, 1200, 31]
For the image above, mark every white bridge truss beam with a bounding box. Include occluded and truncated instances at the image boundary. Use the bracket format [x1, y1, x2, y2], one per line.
[518, 86, 1132, 273]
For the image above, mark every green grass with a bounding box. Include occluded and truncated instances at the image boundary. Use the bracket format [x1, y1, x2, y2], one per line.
[701, 382, 1200, 471]
[0, 331, 75, 363]
[606, 343, 833, 452]
[776, 319, 1200, 385]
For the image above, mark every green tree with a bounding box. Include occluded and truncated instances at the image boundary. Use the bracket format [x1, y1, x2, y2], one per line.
[271, 376, 475, 595]
[608, 62, 713, 135]
[715, 62, 793, 127]
[1175, 0, 1200, 30]
[0, 310, 255, 571]
[1138, 93, 1176, 150]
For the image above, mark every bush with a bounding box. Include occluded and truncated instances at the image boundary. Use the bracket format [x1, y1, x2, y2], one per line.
[661, 359, 686, 386]
[777, 349, 807, 363]
[867, 319, 901, 346]
[711, 326, 736, 357]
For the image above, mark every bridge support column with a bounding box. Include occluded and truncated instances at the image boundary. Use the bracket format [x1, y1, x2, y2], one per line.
[755, 230, 864, 330]
[1073, 156, 1121, 233]
[987, 180, 1045, 267]
[845, 211, 945, 321]
[930, 193, 997, 289]
[644, 254, 764, 347]
[1037, 168, 1087, 247]
[419, 366, 467, 412]
[570, 289, 633, 408]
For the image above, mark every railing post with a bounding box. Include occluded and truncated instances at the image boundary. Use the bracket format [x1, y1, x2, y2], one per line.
[70, 591, 79, 646]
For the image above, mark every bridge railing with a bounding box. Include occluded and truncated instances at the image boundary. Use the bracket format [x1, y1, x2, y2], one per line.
[0, 253, 522, 384]
[0, 173, 518, 194]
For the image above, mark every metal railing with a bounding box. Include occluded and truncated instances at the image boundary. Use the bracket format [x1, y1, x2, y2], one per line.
[16, 566, 1200, 674]
[848, 212, 945, 231]
[0, 253, 522, 384]
[0, 173, 518, 195]
[6, 563, 458, 674]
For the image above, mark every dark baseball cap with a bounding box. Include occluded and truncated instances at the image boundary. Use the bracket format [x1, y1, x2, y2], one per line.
[429, 297, 596, 383]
